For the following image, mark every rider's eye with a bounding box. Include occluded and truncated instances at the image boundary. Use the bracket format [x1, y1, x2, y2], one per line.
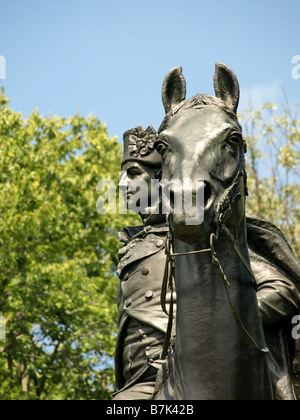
[155, 140, 169, 156]
[127, 168, 142, 178]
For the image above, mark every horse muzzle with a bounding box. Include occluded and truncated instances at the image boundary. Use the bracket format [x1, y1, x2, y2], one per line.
[167, 179, 216, 244]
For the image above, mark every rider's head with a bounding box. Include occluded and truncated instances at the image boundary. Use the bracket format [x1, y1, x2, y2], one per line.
[119, 126, 162, 221]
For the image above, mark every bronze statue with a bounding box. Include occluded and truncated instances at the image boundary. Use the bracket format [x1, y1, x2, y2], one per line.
[113, 126, 173, 400]
[152, 64, 300, 400]
[114, 64, 300, 400]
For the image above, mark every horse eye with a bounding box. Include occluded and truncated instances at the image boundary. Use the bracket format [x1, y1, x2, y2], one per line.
[155, 140, 169, 156]
[227, 134, 243, 148]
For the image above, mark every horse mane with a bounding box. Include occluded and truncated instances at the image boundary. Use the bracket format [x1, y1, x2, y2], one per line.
[158, 94, 242, 134]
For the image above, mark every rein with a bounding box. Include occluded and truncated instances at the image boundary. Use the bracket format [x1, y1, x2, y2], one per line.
[161, 170, 269, 359]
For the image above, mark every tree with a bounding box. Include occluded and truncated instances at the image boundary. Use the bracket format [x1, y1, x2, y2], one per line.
[0, 88, 137, 399]
[239, 102, 300, 258]
[1, 88, 299, 399]
[239, 101, 300, 398]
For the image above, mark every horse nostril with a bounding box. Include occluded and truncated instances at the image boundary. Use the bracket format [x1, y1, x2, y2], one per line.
[169, 189, 175, 209]
[204, 181, 213, 209]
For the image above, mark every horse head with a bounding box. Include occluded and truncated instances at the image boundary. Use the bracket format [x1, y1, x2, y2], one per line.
[156, 63, 248, 245]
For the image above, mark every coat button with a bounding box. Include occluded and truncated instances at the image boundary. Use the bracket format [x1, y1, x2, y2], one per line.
[141, 267, 149, 275]
[145, 290, 153, 300]
[155, 239, 164, 247]
[123, 273, 129, 281]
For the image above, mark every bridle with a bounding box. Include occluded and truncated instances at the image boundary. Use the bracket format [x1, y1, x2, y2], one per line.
[161, 168, 269, 359]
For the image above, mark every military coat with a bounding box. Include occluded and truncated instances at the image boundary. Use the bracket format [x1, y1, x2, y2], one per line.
[114, 216, 299, 399]
[114, 222, 172, 391]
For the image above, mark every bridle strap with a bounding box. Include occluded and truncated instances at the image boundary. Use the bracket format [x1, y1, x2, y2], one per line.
[172, 248, 211, 257]
[222, 224, 256, 285]
[161, 171, 269, 358]
[161, 231, 175, 359]
[210, 231, 269, 353]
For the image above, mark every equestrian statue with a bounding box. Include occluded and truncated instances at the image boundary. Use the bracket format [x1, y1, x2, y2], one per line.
[114, 64, 300, 400]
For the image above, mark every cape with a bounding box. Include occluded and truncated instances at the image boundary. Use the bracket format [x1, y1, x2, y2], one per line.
[246, 215, 300, 400]
[246, 215, 300, 292]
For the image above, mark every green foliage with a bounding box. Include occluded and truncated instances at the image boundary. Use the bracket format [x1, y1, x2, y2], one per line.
[0, 88, 137, 399]
[0, 88, 298, 399]
[239, 102, 300, 258]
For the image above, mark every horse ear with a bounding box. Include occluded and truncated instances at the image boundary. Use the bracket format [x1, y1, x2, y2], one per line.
[213, 63, 240, 113]
[162, 67, 186, 114]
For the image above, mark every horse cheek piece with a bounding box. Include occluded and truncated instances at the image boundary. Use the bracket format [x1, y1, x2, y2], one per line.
[154, 64, 274, 400]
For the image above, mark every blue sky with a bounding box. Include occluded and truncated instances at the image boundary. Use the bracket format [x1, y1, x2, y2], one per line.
[1, 0, 300, 142]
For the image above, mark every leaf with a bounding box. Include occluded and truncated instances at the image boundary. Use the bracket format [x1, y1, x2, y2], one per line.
[0, 89, 138, 399]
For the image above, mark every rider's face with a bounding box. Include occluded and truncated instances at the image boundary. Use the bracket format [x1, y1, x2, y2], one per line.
[119, 161, 158, 215]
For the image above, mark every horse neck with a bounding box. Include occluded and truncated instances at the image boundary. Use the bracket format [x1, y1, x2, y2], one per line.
[172, 215, 252, 333]
[171, 216, 264, 399]
[173, 215, 250, 285]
